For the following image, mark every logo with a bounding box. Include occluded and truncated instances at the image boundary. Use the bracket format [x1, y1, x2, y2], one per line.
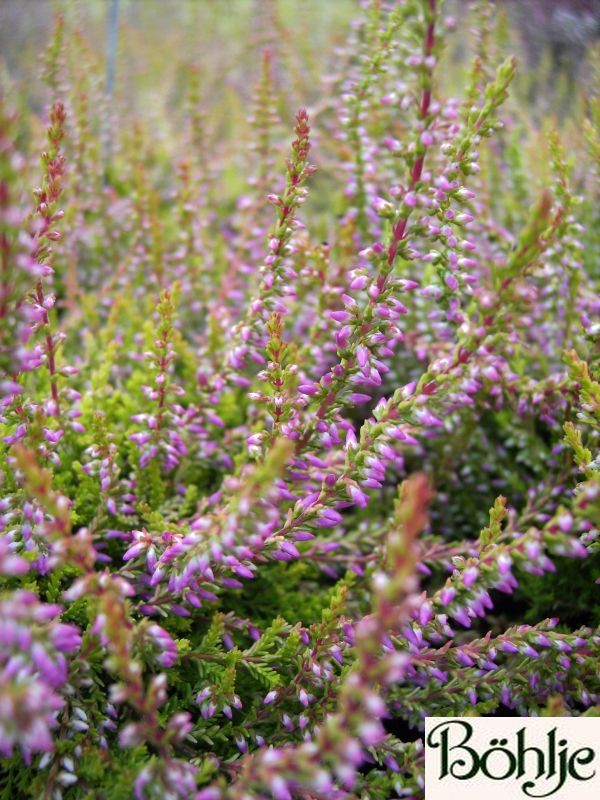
[425, 717, 600, 799]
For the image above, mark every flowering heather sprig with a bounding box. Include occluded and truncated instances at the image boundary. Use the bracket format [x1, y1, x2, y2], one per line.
[173, 158, 210, 320]
[339, 2, 409, 239]
[29, 101, 67, 416]
[81, 412, 122, 521]
[130, 288, 186, 471]
[389, 620, 599, 723]
[0, 100, 66, 405]
[225, 108, 315, 383]
[4, 445, 95, 574]
[252, 312, 304, 445]
[0, 590, 82, 760]
[386, 0, 439, 267]
[394, 491, 596, 660]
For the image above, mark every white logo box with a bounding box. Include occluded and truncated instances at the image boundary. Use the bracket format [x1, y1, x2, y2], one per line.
[424, 716, 600, 800]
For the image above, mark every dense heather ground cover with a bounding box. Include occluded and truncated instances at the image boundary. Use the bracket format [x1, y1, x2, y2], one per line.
[0, 1, 599, 798]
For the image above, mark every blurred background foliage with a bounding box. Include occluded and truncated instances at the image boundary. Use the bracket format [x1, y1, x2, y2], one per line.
[1, 0, 356, 148]
[0, 1, 598, 249]
[2, 1, 598, 153]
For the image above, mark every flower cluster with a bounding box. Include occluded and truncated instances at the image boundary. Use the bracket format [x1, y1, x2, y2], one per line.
[0, 591, 81, 760]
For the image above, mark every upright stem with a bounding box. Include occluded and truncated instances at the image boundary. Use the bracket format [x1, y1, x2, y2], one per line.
[35, 282, 60, 413]
[388, 0, 437, 267]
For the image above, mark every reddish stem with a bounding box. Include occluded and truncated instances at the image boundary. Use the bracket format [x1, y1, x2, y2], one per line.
[35, 281, 60, 414]
[388, 0, 437, 267]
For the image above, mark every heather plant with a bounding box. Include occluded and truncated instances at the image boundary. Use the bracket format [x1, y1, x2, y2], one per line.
[0, 1, 599, 799]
